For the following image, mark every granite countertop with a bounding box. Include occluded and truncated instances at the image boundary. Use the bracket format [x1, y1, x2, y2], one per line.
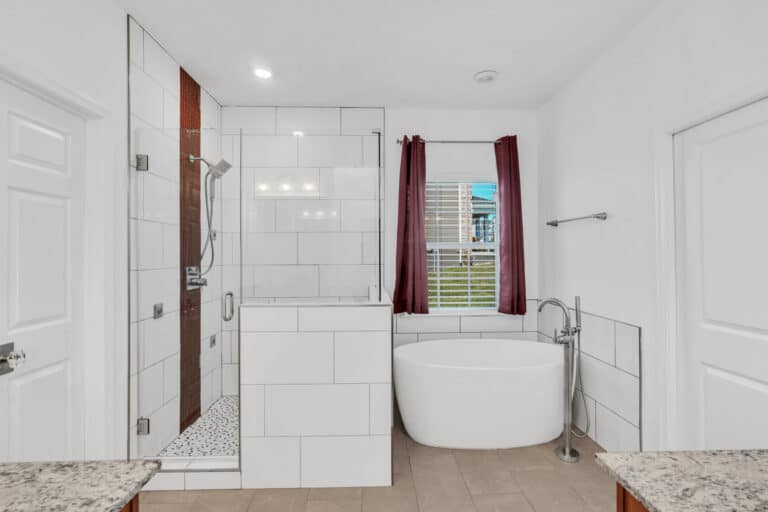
[596, 450, 768, 512]
[0, 460, 159, 512]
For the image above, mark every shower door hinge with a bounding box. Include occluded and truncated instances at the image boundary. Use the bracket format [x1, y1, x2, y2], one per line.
[137, 417, 150, 436]
[135, 154, 149, 171]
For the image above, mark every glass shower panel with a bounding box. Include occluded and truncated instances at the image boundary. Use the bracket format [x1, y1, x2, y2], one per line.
[240, 128, 382, 303]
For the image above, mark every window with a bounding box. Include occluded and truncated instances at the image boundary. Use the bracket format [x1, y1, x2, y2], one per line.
[425, 182, 498, 309]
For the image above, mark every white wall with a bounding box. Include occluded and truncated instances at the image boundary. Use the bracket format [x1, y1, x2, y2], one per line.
[537, 0, 768, 450]
[384, 108, 539, 306]
[0, 0, 128, 458]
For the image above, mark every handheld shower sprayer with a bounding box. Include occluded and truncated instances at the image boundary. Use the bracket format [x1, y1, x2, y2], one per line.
[184, 154, 233, 290]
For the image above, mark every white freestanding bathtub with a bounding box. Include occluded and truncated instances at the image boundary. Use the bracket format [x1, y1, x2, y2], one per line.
[394, 339, 564, 449]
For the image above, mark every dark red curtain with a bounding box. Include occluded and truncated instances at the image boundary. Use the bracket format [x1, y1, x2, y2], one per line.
[393, 135, 429, 314]
[495, 135, 527, 315]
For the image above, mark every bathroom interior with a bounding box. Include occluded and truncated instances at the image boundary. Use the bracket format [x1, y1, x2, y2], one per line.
[1, 1, 768, 511]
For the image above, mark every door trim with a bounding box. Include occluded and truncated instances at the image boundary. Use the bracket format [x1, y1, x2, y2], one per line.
[0, 52, 128, 459]
[653, 89, 768, 449]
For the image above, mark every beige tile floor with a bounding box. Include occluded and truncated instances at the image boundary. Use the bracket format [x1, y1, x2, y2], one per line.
[141, 424, 615, 512]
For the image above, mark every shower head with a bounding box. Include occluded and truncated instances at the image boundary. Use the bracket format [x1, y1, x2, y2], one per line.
[188, 155, 232, 178]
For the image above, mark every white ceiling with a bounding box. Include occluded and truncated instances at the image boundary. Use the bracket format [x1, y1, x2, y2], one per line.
[117, 0, 661, 108]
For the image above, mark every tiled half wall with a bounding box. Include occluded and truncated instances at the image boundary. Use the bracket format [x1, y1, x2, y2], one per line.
[239, 303, 393, 488]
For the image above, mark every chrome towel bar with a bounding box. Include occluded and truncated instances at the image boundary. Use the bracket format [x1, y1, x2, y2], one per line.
[546, 212, 607, 227]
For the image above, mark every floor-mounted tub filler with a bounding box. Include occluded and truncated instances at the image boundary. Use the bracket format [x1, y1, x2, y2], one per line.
[394, 296, 588, 461]
[394, 338, 564, 449]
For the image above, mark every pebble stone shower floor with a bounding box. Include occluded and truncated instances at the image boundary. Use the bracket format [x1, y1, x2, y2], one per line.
[142, 418, 615, 512]
[159, 396, 239, 458]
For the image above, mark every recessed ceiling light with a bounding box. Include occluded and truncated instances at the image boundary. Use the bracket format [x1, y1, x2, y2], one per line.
[473, 70, 498, 84]
[253, 68, 273, 79]
[292, 130, 304, 137]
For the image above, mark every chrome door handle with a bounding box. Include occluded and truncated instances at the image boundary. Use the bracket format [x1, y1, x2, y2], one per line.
[222, 291, 234, 322]
[0, 342, 26, 375]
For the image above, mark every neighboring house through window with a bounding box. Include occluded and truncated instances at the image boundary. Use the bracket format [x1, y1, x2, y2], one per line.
[425, 182, 498, 309]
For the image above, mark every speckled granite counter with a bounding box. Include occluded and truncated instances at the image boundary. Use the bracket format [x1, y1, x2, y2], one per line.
[0, 460, 159, 512]
[596, 450, 768, 512]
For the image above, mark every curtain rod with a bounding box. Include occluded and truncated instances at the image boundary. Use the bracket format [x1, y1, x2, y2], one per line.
[396, 138, 501, 145]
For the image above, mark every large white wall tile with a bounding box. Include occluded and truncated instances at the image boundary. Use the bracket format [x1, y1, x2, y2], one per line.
[275, 200, 340, 232]
[574, 392, 597, 439]
[162, 354, 179, 403]
[143, 472, 185, 491]
[249, 168, 320, 199]
[222, 107, 276, 134]
[137, 268, 180, 319]
[223, 364, 239, 395]
[396, 314, 459, 333]
[301, 436, 391, 487]
[252, 265, 319, 298]
[184, 472, 241, 490]
[319, 167, 378, 199]
[128, 19, 143, 68]
[162, 90, 179, 140]
[341, 200, 378, 231]
[318, 265, 377, 297]
[241, 385, 265, 437]
[341, 108, 384, 135]
[242, 136, 298, 167]
[581, 313, 616, 365]
[418, 332, 480, 341]
[298, 233, 361, 264]
[241, 437, 300, 488]
[370, 384, 392, 435]
[265, 384, 368, 436]
[143, 35, 179, 95]
[299, 136, 362, 167]
[335, 332, 391, 383]
[595, 403, 640, 452]
[241, 306, 298, 332]
[133, 126, 178, 182]
[362, 136, 380, 167]
[276, 108, 340, 135]
[615, 323, 641, 377]
[141, 174, 179, 224]
[138, 362, 163, 416]
[140, 312, 179, 368]
[241, 333, 333, 384]
[135, 220, 163, 270]
[244, 199, 276, 232]
[580, 354, 640, 426]
[129, 66, 163, 128]
[244, 233, 297, 264]
[299, 306, 391, 331]
[460, 314, 523, 332]
[362, 232, 379, 265]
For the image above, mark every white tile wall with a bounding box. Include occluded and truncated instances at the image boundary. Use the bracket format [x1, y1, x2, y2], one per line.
[298, 136, 362, 167]
[242, 136, 298, 167]
[334, 332, 391, 383]
[299, 306, 390, 331]
[275, 200, 341, 232]
[241, 333, 334, 384]
[298, 233, 361, 264]
[252, 265, 319, 298]
[244, 233, 297, 264]
[341, 200, 378, 231]
[266, 384, 369, 436]
[537, 307, 642, 452]
[318, 265, 377, 297]
[319, 167, 378, 199]
[341, 108, 385, 135]
[276, 108, 340, 135]
[301, 436, 391, 487]
[240, 304, 392, 488]
[222, 107, 276, 134]
[242, 437, 301, 488]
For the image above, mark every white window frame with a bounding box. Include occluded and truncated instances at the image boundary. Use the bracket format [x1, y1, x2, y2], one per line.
[425, 180, 500, 311]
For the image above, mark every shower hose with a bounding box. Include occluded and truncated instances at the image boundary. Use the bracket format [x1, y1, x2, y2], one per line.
[570, 328, 590, 438]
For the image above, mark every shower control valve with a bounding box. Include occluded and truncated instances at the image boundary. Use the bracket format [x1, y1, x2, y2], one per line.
[185, 266, 208, 290]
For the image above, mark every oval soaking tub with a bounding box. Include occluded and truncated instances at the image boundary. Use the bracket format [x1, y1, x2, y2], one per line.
[394, 339, 564, 449]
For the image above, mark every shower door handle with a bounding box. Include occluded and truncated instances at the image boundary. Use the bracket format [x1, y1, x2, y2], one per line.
[223, 291, 234, 322]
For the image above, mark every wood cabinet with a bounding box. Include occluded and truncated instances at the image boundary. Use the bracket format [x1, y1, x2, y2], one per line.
[617, 483, 648, 512]
[120, 495, 139, 512]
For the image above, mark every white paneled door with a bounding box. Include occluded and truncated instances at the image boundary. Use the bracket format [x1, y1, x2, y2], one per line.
[674, 98, 768, 449]
[0, 80, 86, 461]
